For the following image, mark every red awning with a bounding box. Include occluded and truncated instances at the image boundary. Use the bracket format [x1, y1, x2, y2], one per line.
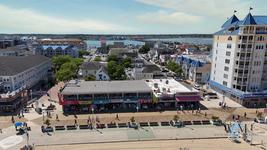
[176, 96, 202, 102]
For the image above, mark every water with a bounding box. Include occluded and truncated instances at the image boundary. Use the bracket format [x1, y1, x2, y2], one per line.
[145, 38, 213, 45]
[86, 38, 213, 48]
[86, 40, 145, 48]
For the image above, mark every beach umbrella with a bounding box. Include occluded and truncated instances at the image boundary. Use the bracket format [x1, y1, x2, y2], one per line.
[14, 122, 24, 127]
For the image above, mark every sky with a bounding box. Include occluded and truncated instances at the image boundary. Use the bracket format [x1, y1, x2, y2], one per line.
[0, 0, 266, 34]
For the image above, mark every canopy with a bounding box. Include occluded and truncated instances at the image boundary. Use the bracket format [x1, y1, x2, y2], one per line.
[14, 122, 24, 127]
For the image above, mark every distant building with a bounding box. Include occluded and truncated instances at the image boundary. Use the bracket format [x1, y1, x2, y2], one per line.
[210, 13, 267, 107]
[177, 55, 211, 84]
[0, 55, 51, 92]
[0, 45, 30, 56]
[33, 38, 87, 58]
[132, 64, 163, 80]
[79, 62, 110, 81]
[108, 48, 138, 59]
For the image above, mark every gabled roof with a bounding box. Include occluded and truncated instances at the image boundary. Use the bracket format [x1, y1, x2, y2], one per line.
[241, 13, 257, 25]
[221, 15, 239, 28]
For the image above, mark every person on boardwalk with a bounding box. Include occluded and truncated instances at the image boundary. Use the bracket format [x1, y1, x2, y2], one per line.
[116, 113, 119, 120]
[244, 112, 247, 118]
[56, 114, 59, 121]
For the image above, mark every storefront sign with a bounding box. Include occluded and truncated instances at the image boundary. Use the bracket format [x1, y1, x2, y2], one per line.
[78, 101, 92, 105]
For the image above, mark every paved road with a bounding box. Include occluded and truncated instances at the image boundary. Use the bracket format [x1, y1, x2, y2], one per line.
[36, 139, 258, 150]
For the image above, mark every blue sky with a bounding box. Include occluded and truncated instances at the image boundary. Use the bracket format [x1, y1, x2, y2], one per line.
[0, 0, 266, 34]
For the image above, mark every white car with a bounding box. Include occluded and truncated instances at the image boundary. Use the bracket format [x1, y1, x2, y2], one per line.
[193, 84, 201, 90]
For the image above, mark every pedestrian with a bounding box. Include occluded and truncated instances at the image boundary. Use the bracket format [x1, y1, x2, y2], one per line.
[244, 112, 247, 118]
[56, 114, 59, 121]
[204, 112, 207, 117]
[74, 114, 78, 119]
[11, 115, 15, 123]
[232, 115, 235, 121]
[116, 113, 119, 120]
[74, 119, 77, 126]
[237, 115, 240, 120]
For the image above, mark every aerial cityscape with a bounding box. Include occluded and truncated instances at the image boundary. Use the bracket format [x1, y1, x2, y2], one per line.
[0, 0, 267, 150]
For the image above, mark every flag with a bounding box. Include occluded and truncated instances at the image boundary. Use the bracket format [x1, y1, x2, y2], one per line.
[250, 7, 253, 11]
[234, 10, 237, 13]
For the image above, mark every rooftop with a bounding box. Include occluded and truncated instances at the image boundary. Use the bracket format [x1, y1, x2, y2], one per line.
[61, 80, 152, 95]
[0, 55, 50, 76]
[145, 79, 194, 98]
[215, 13, 267, 35]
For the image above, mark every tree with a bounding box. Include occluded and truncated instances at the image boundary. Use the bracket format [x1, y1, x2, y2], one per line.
[130, 116, 135, 122]
[52, 55, 72, 72]
[122, 57, 132, 68]
[56, 68, 74, 81]
[78, 50, 90, 58]
[166, 61, 183, 76]
[94, 56, 102, 62]
[139, 44, 150, 54]
[107, 55, 118, 62]
[84, 75, 96, 81]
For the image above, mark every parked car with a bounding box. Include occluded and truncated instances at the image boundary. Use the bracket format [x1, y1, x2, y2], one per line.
[203, 92, 218, 99]
[193, 84, 201, 90]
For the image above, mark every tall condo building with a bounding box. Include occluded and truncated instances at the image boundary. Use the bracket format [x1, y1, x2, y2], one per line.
[210, 13, 267, 107]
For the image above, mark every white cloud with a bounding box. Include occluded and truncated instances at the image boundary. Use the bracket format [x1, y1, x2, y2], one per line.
[0, 4, 131, 34]
[136, 0, 254, 18]
[137, 10, 203, 25]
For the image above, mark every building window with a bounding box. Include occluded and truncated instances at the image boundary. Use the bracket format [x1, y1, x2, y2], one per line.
[225, 59, 230, 64]
[223, 81, 228, 86]
[224, 66, 229, 71]
[227, 44, 232, 49]
[226, 51, 231, 56]
[223, 74, 228, 79]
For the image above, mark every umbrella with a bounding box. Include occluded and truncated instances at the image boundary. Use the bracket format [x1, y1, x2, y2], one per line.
[14, 122, 24, 127]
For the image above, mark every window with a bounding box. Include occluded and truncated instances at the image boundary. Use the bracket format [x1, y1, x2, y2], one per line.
[249, 36, 253, 41]
[223, 74, 228, 79]
[226, 51, 231, 56]
[225, 59, 230, 64]
[228, 36, 232, 41]
[223, 81, 228, 86]
[224, 66, 229, 71]
[227, 44, 232, 49]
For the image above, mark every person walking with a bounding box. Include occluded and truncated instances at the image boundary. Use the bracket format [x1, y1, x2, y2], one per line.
[56, 114, 59, 121]
[74, 119, 77, 126]
[116, 113, 119, 120]
[244, 112, 247, 118]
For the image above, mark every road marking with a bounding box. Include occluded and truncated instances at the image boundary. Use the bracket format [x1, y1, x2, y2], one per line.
[0, 135, 23, 150]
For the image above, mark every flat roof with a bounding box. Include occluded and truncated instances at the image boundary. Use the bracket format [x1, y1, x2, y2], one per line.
[145, 79, 195, 97]
[61, 80, 152, 95]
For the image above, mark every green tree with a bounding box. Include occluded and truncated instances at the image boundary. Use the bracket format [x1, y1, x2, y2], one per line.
[107, 55, 118, 62]
[52, 55, 72, 72]
[56, 68, 74, 81]
[78, 50, 90, 58]
[166, 61, 183, 76]
[139, 44, 150, 54]
[84, 75, 96, 81]
[61, 62, 77, 72]
[122, 57, 132, 68]
[94, 56, 102, 62]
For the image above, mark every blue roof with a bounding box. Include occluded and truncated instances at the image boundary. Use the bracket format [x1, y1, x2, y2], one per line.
[221, 15, 239, 28]
[241, 13, 257, 25]
[215, 13, 267, 35]
[254, 16, 267, 25]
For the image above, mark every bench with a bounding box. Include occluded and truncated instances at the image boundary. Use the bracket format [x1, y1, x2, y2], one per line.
[118, 123, 127, 128]
[149, 122, 159, 126]
[161, 122, 170, 126]
[192, 120, 202, 125]
[79, 125, 90, 129]
[55, 126, 65, 131]
[183, 121, 192, 125]
[107, 123, 117, 128]
[66, 125, 77, 130]
[96, 124, 106, 129]
[202, 120, 211, 125]
[139, 122, 149, 127]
